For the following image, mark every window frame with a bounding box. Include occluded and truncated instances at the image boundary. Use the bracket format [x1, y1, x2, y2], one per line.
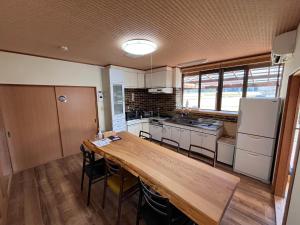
[181, 63, 283, 112]
[199, 69, 220, 110]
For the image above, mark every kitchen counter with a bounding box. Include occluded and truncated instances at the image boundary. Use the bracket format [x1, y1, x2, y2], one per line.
[164, 118, 223, 131]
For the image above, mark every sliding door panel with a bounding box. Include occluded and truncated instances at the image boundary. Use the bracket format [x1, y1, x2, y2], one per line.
[55, 87, 98, 156]
[0, 106, 12, 225]
[0, 85, 62, 172]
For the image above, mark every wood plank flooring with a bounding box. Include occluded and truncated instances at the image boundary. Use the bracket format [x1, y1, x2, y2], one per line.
[6, 153, 275, 225]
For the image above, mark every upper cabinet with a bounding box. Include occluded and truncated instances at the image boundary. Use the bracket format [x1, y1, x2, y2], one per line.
[108, 65, 182, 89]
[145, 66, 182, 88]
[110, 66, 145, 89]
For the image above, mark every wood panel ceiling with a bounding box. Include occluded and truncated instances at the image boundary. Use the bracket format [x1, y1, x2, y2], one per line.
[0, 0, 299, 70]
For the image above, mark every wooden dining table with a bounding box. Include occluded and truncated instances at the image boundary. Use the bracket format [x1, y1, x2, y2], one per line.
[84, 131, 240, 225]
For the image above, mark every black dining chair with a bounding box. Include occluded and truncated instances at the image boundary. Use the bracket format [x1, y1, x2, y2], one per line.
[188, 144, 216, 167]
[102, 158, 139, 225]
[139, 131, 152, 141]
[80, 144, 106, 206]
[160, 137, 180, 153]
[136, 179, 192, 225]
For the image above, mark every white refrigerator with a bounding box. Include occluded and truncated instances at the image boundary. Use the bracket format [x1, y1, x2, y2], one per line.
[234, 98, 281, 183]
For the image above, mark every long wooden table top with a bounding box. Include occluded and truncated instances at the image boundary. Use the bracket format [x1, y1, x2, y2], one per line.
[84, 132, 240, 225]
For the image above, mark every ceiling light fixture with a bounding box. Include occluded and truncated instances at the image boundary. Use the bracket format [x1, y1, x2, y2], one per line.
[122, 39, 157, 56]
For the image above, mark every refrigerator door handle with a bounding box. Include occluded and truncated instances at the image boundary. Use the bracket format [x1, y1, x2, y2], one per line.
[248, 134, 264, 139]
[247, 152, 260, 157]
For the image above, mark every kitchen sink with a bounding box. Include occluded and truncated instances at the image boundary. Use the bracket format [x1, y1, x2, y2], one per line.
[165, 117, 223, 130]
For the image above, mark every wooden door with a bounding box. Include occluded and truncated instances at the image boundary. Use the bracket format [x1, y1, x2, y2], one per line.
[55, 87, 98, 156]
[0, 107, 12, 225]
[0, 85, 63, 172]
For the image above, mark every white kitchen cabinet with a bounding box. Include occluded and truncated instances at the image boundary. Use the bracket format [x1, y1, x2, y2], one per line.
[172, 67, 182, 88]
[190, 131, 216, 157]
[150, 125, 163, 141]
[145, 67, 173, 88]
[217, 137, 235, 166]
[127, 123, 142, 136]
[171, 127, 181, 142]
[103, 65, 145, 131]
[142, 122, 149, 133]
[123, 71, 137, 88]
[111, 84, 126, 131]
[202, 133, 216, 151]
[162, 125, 172, 139]
[180, 129, 190, 150]
[137, 72, 145, 88]
[190, 131, 203, 147]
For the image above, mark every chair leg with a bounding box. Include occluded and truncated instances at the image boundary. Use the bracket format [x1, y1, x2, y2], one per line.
[116, 194, 123, 225]
[116, 174, 125, 225]
[102, 175, 108, 209]
[136, 186, 142, 225]
[87, 178, 92, 206]
[81, 168, 85, 192]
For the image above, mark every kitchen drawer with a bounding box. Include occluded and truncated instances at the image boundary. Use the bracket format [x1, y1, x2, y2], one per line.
[234, 148, 272, 182]
[236, 133, 275, 156]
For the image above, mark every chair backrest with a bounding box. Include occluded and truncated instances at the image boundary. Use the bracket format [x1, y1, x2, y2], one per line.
[140, 179, 171, 217]
[160, 138, 180, 152]
[188, 144, 216, 167]
[104, 158, 121, 175]
[80, 144, 96, 166]
[139, 131, 152, 140]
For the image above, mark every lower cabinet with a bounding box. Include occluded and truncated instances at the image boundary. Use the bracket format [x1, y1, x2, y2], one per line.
[149, 125, 163, 141]
[171, 127, 181, 142]
[179, 129, 190, 150]
[162, 125, 172, 139]
[152, 124, 219, 155]
[127, 123, 142, 136]
[190, 131, 203, 147]
[190, 131, 216, 158]
[142, 122, 150, 133]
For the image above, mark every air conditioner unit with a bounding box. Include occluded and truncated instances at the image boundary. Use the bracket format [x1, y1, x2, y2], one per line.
[271, 30, 297, 64]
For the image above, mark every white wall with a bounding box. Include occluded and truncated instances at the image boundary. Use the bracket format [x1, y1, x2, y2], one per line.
[0, 51, 107, 130]
[284, 23, 300, 225]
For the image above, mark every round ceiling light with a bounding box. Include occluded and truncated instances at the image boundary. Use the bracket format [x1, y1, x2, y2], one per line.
[122, 39, 157, 56]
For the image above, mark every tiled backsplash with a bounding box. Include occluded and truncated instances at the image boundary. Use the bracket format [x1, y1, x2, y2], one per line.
[125, 88, 182, 114]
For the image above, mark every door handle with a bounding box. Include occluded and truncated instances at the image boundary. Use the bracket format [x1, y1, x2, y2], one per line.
[7, 131, 11, 138]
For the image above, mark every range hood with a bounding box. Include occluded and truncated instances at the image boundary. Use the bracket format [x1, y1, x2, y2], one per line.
[148, 87, 173, 94]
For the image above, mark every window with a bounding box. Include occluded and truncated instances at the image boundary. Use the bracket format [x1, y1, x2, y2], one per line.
[182, 75, 199, 108]
[200, 72, 219, 110]
[221, 69, 245, 111]
[247, 65, 283, 98]
[182, 64, 283, 112]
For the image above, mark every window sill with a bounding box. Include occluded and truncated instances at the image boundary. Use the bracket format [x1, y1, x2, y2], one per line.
[175, 108, 239, 118]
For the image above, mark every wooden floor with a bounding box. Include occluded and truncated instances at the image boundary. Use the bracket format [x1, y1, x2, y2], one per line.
[6, 152, 276, 225]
